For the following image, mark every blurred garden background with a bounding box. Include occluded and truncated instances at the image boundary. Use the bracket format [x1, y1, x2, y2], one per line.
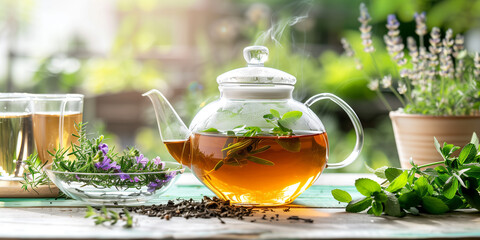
[2, 0, 480, 172]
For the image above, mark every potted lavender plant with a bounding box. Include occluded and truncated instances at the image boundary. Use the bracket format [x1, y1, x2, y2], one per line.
[342, 4, 480, 168]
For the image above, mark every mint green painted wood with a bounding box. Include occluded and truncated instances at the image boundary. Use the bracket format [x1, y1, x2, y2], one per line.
[0, 185, 360, 208]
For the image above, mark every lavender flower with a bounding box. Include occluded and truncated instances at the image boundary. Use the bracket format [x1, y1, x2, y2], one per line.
[135, 154, 149, 167]
[453, 34, 465, 57]
[384, 14, 406, 66]
[358, 3, 374, 53]
[397, 83, 407, 95]
[414, 12, 427, 38]
[367, 79, 379, 91]
[382, 75, 392, 88]
[429, 27, 442, 55]
[341, 38, 355, 57]
[98, 143, 108, 156]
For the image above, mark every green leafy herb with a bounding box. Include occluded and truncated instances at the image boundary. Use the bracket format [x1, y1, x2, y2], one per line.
[22, 123, 181, 193]
[85, 206, 133, 228]
[332, 133, 480, 217]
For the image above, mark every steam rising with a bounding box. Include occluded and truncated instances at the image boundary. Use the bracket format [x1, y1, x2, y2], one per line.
[254, 0, 312, 46]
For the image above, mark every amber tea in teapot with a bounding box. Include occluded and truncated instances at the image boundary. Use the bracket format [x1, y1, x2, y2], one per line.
[145, 46, 364, 206]
[166, 131, 328, 205]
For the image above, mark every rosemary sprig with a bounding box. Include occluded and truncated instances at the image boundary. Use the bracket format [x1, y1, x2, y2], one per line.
[22, 122, 181, 194]
[85, 206, 133, 228]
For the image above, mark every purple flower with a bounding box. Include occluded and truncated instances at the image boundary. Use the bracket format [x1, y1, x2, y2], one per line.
[153, 156, 165, 169]
[130, 177, 140, 183]
[135, 154, 149, 167]
[146, 172, 177, 193]
[75, 174, 81, 181]
[95, 157, 111, 170]
[94, 156, 121, 171]
[98, 143, 109, 156]
[147, 182, 158, 193]
[119, 172, 130, 180]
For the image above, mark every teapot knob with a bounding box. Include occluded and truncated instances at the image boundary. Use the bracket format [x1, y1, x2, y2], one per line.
[243, 46, 269, 67]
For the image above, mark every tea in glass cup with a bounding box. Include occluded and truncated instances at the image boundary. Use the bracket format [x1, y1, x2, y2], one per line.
[0, 93, 35, 178]
[32, 94, 84, 163]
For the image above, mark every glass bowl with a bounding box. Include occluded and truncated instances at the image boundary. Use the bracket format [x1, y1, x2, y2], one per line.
[44, 162, 184, 205]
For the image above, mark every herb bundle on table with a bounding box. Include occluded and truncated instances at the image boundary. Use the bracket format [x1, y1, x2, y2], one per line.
[332, 133, 480, 217]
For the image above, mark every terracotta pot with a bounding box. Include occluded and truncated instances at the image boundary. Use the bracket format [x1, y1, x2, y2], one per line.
[390, 111, 480, 168]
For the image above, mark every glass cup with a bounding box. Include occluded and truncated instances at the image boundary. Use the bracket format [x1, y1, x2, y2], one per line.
[32, 94, 84, 164]
[0, 93, 35, 178]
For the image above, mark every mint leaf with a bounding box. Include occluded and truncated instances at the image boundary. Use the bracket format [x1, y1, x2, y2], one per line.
[275, 138, 301, 152]
[434, 137, 442, 157]
[371, 201, 383, 216]
[263, 114, 275, 120]
[374, 166, 388, 179]
[202, 128, 219, 133]
[281, 111, 302, 120]
[470, 133, 479, 148]
[413, 176, 433, 197]
[384, 193, 403, 217]
[385, 167, 403, 182]
[331, 189, 352, 203]
[463, 164, 480, 178]
[443, 176, 458, 199]
[386, 170, 408, 193]
[270, 109, 280, 118]
[373, 191, 388, 203]
[422, 196, 449, 214]
[398, 191, 421, 209]
[355, 178, 381, 196]
[346, 197, 372, 213]
[458, 143, 476, 165]
[443, 195, 464, 210]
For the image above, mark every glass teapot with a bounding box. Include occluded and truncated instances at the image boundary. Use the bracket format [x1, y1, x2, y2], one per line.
[144, 46, 364, 206]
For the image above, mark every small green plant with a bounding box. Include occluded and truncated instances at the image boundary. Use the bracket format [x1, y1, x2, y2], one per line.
[332, 133, 480, 217]
[85, 206, 133, 228]
[342, 3, 480, 115]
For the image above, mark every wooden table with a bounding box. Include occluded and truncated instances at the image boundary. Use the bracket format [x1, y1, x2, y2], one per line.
[1, 173, 480, 239]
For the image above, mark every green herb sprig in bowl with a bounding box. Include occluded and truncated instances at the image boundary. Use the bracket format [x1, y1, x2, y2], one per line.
[22, 123, 184, 205]
[332, 133, 480, 217]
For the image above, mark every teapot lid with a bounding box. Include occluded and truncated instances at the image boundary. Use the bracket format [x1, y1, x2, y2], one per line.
[216, 46, 296, 85]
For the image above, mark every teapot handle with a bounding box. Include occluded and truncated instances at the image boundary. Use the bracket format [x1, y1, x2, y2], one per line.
[304, 93, 364, 169]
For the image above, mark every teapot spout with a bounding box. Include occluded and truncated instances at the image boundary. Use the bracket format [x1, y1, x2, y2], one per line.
[143, 89, 190, 142]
